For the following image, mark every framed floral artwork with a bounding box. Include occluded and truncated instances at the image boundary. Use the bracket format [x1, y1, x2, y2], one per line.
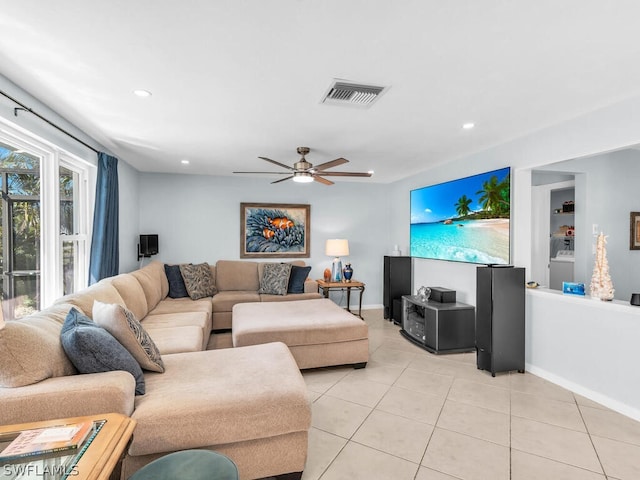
[240, 203, 310, 258]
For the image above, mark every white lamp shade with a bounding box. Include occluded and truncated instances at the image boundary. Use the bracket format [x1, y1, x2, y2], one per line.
[325, 239, 349, 257]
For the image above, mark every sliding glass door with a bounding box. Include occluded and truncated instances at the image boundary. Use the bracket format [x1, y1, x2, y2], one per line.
[0, 143, 41, 318]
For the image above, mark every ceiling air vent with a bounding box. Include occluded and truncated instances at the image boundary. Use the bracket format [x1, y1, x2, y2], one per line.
[321, 80, 388, 108]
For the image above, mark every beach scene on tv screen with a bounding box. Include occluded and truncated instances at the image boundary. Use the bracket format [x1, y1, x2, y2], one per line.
[410, 167, 510, 264]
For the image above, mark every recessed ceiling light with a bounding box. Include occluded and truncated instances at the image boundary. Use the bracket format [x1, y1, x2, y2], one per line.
[133, 89, 152, 97]
[180, 160, 190, 165]
[462, 122, 475, 130]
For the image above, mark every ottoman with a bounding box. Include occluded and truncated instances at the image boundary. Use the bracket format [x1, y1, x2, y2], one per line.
[122, 343, 311, 480]
[232, 299, 369, 369]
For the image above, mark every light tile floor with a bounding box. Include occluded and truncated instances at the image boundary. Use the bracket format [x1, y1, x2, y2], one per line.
[300, 308, 640, 480]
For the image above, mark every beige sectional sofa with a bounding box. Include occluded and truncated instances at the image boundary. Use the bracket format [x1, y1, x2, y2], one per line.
[212, 260, 321, 330]
[0, 260, 324, 480]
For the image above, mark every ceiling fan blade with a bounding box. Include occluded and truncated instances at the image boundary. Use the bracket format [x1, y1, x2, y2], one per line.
[313, 157, 349, 171]
[233, 171, 291, 174]
[317, 171, 372, 177]
[313, 175, 334, 185]
[258, 157, 294, 171]
[271, 175, 294, 184]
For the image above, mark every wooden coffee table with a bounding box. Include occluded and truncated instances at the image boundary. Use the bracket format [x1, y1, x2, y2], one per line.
[0, 413, 136, 480]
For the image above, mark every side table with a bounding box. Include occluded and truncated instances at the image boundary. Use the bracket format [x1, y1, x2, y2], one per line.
[0, 413, 136, 480]
[317, 279, 365, 318]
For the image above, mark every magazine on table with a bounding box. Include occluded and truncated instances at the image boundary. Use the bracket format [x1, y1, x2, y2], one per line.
[0, 421, 94, 461]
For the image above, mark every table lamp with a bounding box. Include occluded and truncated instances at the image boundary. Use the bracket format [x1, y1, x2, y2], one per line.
[325, 239, 349, 282]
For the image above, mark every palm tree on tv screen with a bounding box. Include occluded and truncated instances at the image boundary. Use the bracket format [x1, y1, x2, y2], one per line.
[454, 194, 472, 218]
[476, 175, 509, 216]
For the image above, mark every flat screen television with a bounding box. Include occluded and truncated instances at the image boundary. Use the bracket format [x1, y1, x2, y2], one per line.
[410, 167, 511, 265]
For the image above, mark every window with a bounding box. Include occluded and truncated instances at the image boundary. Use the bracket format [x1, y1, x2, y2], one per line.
[59, 161, 89, 296]
[0, 126, 92, 320]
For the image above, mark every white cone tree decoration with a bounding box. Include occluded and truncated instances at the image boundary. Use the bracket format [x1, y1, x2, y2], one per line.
[590, 232, 614, 301]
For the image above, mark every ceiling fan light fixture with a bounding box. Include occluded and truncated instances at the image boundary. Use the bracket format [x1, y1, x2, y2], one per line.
[293, 172, 314, 183]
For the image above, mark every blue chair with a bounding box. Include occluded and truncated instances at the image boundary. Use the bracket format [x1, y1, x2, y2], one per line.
[129, 450, 239, 480]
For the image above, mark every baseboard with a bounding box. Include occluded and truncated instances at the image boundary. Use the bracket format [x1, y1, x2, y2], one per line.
[526, 363, 640, 421]
[361, 304, 384, 310]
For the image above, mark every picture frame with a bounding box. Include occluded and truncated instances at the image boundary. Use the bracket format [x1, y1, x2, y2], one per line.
[630, 212, 640, 250]
[240, 203, 310, 258]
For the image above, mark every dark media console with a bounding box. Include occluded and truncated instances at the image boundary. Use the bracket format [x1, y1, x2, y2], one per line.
[400, 295, 475, 354]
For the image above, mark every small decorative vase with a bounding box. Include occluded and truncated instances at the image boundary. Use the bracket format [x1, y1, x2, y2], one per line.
[323, 268, 331, 282]
[343, 264, 353, 282]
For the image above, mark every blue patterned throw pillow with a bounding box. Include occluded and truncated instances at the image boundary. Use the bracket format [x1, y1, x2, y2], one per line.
[61, 308, 146, 395]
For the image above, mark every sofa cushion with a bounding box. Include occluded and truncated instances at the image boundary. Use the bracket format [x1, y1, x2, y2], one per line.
[212, 291, 261, 313]
[259, 263, 292, 295]
[260, 292, 322, 302]
[287, 265, 312, 294]
[142, 312, 211, 350]
[61, 308, 145, 395]
[144, 326, 204, 355]
[164, 264, 189, 298]
[215, 260, 259, 291]
[143, 312, 210, 331]
[0, 304, 77, 388]
[180, 263, 217, 300]
[93, 301, 165, 373]
[55, 282, 125, 320]
[131, 261, 169, 312]
[148, 297, 212, 319]
[108, 273, 149, 320]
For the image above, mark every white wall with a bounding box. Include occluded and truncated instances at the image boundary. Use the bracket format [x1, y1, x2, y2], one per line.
[534, 149, 640, 299]
[389, 94, 640, 302]
[118, 160, 141, 273]
[387, 93, 640, 419]
[527, 289, 640, 420]
[138, 173, 389, 308]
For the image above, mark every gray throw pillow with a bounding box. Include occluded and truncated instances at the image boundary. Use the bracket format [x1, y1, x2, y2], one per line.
[61, 307, 145, 395]
[179, 263, 217, 300]
[259, 263, 292, 295]
[93, 301, 165, 373]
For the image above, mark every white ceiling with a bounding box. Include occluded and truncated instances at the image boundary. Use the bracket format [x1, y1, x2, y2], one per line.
[2, 1, 640, 183]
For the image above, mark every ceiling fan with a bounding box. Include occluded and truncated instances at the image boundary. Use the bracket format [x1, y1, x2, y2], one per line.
[233, 147, 372, 185]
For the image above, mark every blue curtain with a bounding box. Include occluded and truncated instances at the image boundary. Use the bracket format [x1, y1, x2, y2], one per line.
[88, 152, 119, 284]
